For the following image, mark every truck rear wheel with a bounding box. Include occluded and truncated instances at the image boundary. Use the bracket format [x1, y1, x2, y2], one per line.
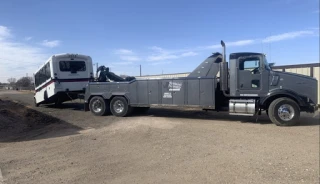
[110, 97, 132, 117]
[268, 97, 300, 126]
[89, 96, 109, 116]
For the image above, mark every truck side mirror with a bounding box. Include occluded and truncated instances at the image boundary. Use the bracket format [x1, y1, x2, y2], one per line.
[269, 63, 275, 67]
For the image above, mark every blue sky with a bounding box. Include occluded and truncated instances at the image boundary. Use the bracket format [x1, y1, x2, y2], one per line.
[0, 0, 319, 82]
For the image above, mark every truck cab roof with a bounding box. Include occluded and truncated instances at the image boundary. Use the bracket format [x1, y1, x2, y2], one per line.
[230, 52, 264, 59]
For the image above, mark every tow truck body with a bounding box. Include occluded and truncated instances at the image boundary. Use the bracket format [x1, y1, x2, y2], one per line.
[83, 41, 318, 126]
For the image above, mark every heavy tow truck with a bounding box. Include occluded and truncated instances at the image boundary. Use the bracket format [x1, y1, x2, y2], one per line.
[83, 41, 318, 126]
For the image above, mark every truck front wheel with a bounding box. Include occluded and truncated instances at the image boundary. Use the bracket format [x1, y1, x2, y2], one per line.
[110, 96, 132, 117]
[268, 97, 300, 126]
[89, 96, 109, 116]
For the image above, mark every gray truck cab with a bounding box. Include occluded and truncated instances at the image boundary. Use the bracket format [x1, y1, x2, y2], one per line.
[221, 50, 318, 125]
[227, 52, 317, 111]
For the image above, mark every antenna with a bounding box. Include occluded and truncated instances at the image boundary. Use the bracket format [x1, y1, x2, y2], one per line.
[269, 43, 271, 62]
[269, 32, 272, 62]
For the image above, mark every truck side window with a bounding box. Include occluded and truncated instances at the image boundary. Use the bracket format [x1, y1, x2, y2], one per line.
[239, 59, 260, 74]
[251, 79, 260, 88]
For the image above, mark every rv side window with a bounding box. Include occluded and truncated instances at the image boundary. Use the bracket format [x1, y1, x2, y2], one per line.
[35, 62, 51, 87]
[59, 61, 86, 72]
[45, 63, 51, 77]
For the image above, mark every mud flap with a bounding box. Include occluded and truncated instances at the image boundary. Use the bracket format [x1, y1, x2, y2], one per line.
[84, 103, 89, 112]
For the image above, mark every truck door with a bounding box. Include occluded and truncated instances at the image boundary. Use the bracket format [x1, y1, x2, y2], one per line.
[237, 55, 268, 96]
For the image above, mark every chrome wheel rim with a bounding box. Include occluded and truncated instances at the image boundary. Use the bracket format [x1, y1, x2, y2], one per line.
[92, 100, 102, 113]
[278, 104, 294, 121]
[113, 100, 125, 113]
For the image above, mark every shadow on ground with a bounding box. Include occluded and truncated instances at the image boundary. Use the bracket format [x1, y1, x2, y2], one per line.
[0, 99, 82, 142]
[42, 102, 85, 111]
[136, 107, 319, 126]
[37, 102, 319, 127]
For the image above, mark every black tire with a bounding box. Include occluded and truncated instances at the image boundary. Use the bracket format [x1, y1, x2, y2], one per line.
[54, 97, 62, 108]
[110, 96, 132, 117]
[268, 97, 300, 126]
[89, 96, 109, 116]
[34, 98, 39, 107]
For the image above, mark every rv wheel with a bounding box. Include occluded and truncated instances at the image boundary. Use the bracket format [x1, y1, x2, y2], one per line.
[54, 98, 62, 108]
[34, 98, 39, 107]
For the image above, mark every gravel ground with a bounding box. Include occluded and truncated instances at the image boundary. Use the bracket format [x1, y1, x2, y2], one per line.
[0, 90, 319, 184]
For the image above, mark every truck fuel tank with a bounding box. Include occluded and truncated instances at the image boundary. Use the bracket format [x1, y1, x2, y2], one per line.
[229, 99, 256, 116]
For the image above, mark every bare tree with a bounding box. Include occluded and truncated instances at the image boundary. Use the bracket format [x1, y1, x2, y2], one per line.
[16, 77, 32, 87]
[26, 76, 34, 84]
[7, 77, 16, 84]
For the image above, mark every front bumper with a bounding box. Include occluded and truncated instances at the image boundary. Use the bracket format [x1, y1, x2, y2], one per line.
[303, 103, 319, 113]
[314, 104, 319, 111]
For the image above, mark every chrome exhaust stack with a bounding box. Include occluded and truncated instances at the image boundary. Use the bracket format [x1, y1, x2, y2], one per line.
[220, 40, 228, 92]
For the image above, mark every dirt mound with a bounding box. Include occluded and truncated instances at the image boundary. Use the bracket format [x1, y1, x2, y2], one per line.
[0, 100, 64, 141]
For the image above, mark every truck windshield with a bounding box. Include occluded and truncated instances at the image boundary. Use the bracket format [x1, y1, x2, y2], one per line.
[264, 59, 272, 71]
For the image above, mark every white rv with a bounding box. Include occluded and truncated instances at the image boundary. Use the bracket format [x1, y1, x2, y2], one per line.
[33, 53, 94, 106]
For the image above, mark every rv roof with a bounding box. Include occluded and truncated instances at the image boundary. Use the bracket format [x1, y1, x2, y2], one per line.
[33, 53, 91, 75]
[52, 53, 91, 59]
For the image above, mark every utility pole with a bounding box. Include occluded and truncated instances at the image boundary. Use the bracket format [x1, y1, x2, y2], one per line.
[140, 65, 142, 76]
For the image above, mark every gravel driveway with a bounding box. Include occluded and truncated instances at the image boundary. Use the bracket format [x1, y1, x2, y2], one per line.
[0, 90, 319, 184]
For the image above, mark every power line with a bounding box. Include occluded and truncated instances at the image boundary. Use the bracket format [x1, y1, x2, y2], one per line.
[0, 57, 44, 67]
